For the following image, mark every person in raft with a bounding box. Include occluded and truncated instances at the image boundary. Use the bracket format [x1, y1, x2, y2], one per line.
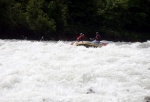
[77, 33, 85, 42]
[90, 32, 101, 44]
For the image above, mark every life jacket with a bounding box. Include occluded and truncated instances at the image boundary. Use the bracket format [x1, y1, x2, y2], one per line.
[96, 35, 101, 41]
[77, 35, 84, 41]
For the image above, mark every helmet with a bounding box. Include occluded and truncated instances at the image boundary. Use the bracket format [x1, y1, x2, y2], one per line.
[96, 32, 99, 34]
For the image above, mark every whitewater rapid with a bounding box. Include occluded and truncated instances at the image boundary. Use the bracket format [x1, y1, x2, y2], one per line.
[0, 39, 150, 102]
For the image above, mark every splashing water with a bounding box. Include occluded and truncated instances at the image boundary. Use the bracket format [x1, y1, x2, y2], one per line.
[0, 39, 150, 102]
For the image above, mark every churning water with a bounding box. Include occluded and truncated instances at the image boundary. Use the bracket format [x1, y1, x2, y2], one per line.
[0, 39, 150, 102]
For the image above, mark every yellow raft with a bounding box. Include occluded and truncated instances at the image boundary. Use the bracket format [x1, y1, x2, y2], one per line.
[74, 41, 107, 48]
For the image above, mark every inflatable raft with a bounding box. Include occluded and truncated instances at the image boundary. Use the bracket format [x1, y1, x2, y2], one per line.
[73, 41, 108, 48]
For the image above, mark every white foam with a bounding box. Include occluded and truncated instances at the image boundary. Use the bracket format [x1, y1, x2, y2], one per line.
[0, 39, 150, 102]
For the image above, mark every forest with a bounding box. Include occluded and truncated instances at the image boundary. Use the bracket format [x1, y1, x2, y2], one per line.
[0, 0, 150, 41]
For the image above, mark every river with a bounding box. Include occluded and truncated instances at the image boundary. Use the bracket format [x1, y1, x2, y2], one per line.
[0, 39, 150, 102]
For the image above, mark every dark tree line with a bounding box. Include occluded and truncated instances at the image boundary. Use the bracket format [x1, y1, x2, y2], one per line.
[0, 0, 150, 41]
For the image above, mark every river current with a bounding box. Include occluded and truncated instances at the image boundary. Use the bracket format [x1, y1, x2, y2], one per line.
[0, 39, 150, 102]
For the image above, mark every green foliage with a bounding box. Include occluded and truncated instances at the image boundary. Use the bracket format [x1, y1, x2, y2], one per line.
[123, 0, 150, 32]
[67, 0, 99, 35]
[0, 0, 149, 41]
[0, 0, 13, 29]
[25, 0, 56, 39]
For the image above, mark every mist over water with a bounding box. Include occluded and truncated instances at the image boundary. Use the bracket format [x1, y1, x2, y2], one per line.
[0, 39, 150, 102]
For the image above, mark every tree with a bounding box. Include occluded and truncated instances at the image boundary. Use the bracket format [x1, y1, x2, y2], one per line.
[46, 0, 68, 40]
[26, 0, 56, 39]
[0, 0, 13, 38]
[67, 0, 99, 35]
